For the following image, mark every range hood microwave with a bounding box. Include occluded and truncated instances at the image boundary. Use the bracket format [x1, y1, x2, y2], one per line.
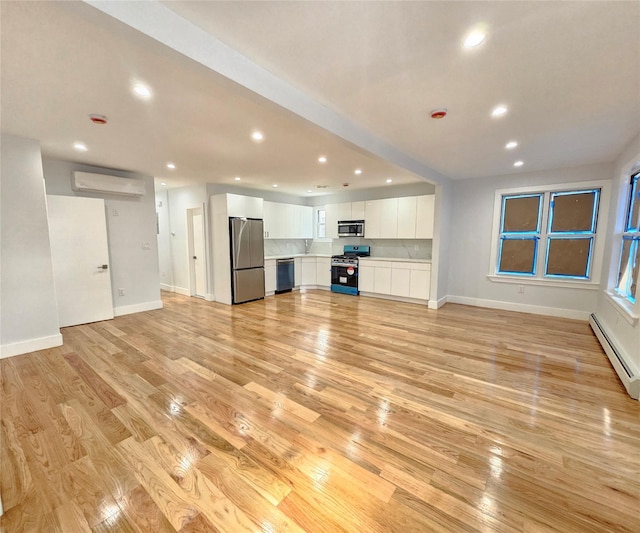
[338, 220, 365, 238]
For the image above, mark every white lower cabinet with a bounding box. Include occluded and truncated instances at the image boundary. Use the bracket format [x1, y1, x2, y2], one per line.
[390, 266, 411, 297]
[294, 258, 302, 288]
[373, 265, 392, 294]
[358, 259, 430, 302]
[409, 269, 430, 300]
[316, 258, 331, 287]
[301, 258, 317, 285]
[358, 265, 374, 293]
[265, 259, 277, 294]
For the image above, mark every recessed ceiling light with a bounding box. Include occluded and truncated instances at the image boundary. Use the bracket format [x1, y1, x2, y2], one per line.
[166, 163, 176, 169]
[386, 179, 393, 183]
[160, 182, 167, 186]
[318, 156, 327, 163]
[132, 83, 152, 100]
[491, 105, 508, 118]
[514, 160, 524, 167]
[251, 131, 264, 142]
[505, 141, 518, 150]
[272, 184, 278, 188]
[354, 169, 362, 175]
[463, 30, 486, 49]
[234, 176, 241, 181]
[73, 142, 88, 152]
[307, 189, 312, 193]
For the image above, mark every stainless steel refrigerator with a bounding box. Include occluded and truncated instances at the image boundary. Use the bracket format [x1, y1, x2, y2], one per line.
[229, 217, 265, 304]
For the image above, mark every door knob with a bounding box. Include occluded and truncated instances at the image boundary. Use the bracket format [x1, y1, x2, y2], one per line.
[193, 256, 197, 260]
[98, 264, 108, 270]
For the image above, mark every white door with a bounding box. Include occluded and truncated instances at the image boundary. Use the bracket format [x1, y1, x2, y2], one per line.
[47, 195, 114, 327]
[189, 208, 207, 298]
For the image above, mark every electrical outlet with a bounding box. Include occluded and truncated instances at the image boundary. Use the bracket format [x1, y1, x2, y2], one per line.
[142, 241, 151, 250]
[414, 244, 419, 251]
[112, 208, 119, 217]
[118, 288, 125, 296]
[518, 285, 525, 294]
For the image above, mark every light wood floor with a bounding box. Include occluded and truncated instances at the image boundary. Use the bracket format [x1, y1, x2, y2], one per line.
[1, 290, 638, 532]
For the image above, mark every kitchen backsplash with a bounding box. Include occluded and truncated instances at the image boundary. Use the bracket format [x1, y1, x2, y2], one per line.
[266, 238, 432, 259]
[309, 238, 432, 259]
[264, 239, 309, 256]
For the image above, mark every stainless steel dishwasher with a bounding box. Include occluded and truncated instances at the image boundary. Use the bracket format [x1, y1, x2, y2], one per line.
[276, 258, 295, 293]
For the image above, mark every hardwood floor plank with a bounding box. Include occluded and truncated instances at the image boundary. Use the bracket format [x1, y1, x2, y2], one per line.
[2, 290, 638, 533]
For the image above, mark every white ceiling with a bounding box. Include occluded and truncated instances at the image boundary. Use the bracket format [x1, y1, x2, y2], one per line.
[2, 1, 639, 195]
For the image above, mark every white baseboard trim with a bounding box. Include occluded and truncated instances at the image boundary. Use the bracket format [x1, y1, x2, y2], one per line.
[428, 296, 448, 309]
[447, 295, 591, 320]
[205, 293, 215, 302]
[359, 291, 428, 306]
[590, 314, 639, 400]
[159, 284, 190, 297]
[0, 333, 63, 359]
[114, 300, 163, 317]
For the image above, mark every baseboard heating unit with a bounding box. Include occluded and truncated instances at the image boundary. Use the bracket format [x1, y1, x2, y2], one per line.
[589, 313, 639, 400]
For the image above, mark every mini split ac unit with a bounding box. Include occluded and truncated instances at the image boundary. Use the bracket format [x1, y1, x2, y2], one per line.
[72, 171, 146, 197]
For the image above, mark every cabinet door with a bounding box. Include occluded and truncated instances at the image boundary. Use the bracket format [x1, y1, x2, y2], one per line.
[380, 198, 399, 238]
[409, 269, 430, 300]
[301, 260, 317, 285]
[316, 258, 331, 287]
[265, 260, 277, 293]
[364, 200, 382, 238]
[294, 258, 302, 287]
[296, 205, 314, 239]
[416, 195, 435, 239]
[373, 266, 392, 294]
[337, 202, 352, 221]
[397, 197, 417, 238]
[351, 201, 365, 220]
[390, 267, 411, 297]
[325, 204, 339, 239]
[278, 203, 295, 239]
[358, 264, 374, 292]
[227, 194, 264, 218]
[263, 201, 277, 239]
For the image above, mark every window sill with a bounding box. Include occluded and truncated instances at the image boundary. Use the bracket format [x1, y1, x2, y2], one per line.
[487, 275, 600, 290]
[604, 291, 639, 326]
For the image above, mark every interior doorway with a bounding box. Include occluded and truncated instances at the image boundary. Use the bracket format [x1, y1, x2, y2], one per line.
[187, 207, 207, 298]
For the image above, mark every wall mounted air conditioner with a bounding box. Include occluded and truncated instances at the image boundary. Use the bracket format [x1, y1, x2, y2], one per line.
[72, 171, 146, 197]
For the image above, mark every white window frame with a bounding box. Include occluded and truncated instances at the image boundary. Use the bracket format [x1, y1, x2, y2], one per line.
[606, 167, 640, 324]
[314, 206, 331, 242]
[488, 179, 609, 289]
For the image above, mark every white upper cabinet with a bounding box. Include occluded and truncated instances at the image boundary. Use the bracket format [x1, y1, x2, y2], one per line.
[351, 201, 365, 220]
[325, 203, 339, 239]
[327, 194, 435, 240]
[336, 202, 352, 221]
[379, 198, 399, 238]
[416, 195, 435, 239]
[364, 199, 382, 238]
[397, 196, 417, 238]
[227, 194, 263, 218]
[264, 201, 312, 239]
[295, 205, 313, 239]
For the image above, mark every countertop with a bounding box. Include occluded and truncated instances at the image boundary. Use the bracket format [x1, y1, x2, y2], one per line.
[265, 254, 431, 263]
[358, 257, 432, 264]
[264, 253, 332, 260]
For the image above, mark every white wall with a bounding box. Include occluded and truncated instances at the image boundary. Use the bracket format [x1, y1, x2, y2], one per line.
[164, 185, 208, 296]
[1, 135, 61, 357]
[448, 162, 613, 319]
[593, 134, 640, 379]
[42, 158, 161, 316]
[155, 188, 173, 291]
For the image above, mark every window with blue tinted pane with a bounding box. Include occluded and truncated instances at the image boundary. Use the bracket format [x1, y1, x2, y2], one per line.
[616, 172, 640, 302]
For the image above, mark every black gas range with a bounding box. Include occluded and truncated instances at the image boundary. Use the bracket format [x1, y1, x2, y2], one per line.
[330, 245, 370, 295]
